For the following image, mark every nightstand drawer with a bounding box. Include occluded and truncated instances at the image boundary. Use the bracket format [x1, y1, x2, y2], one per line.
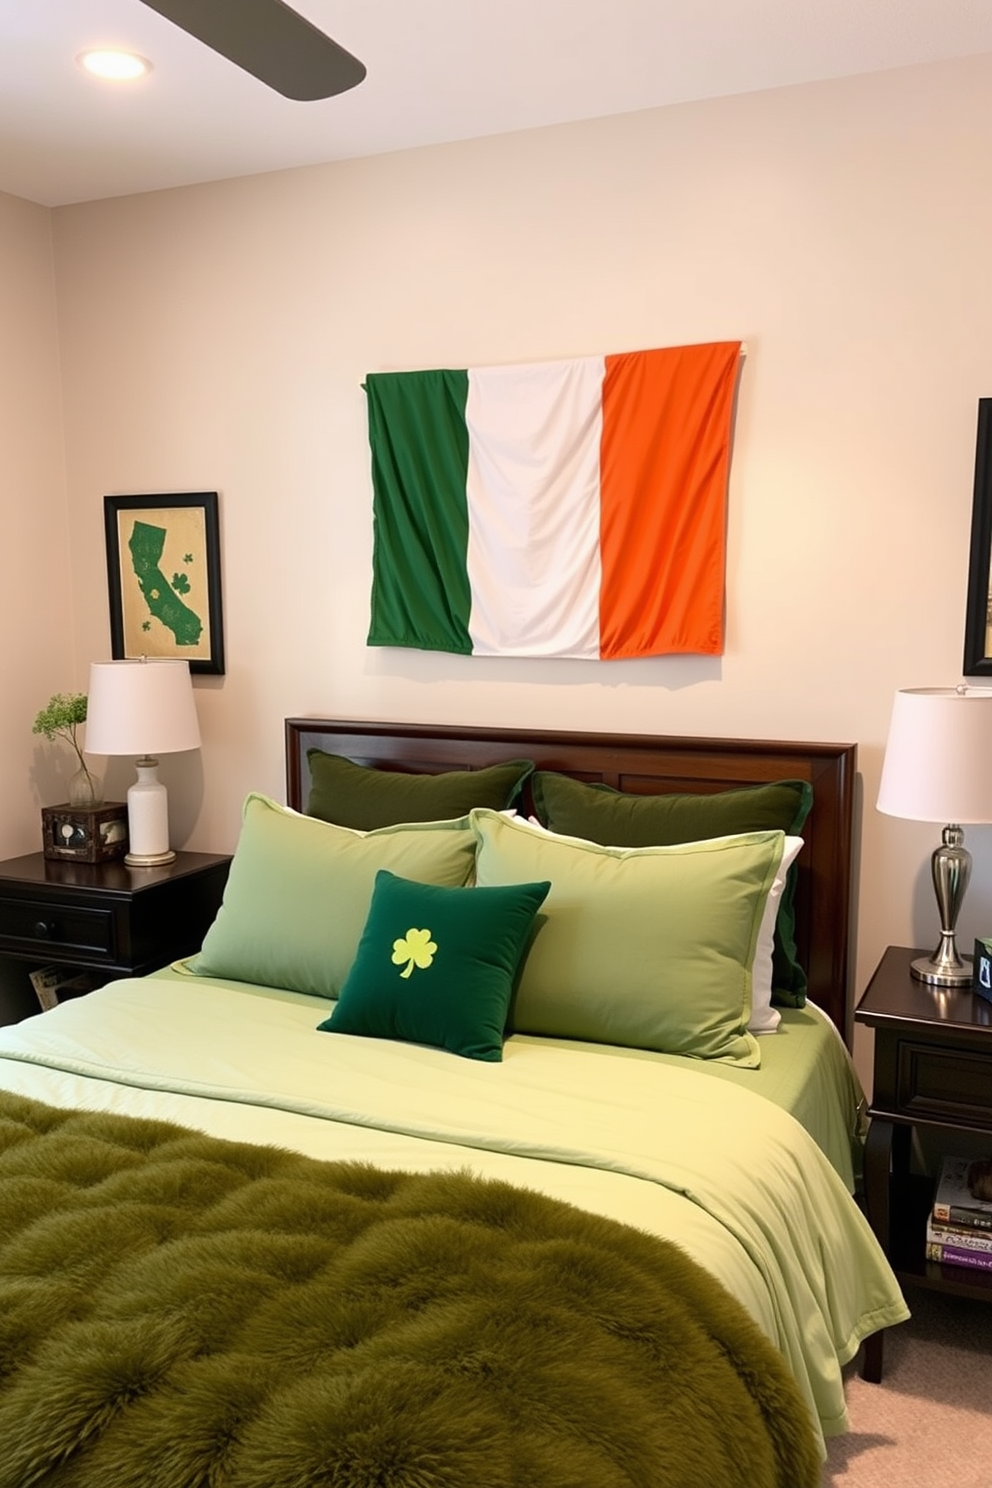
[0, 895, 116, 959]
[896, 1038, 992, 1126]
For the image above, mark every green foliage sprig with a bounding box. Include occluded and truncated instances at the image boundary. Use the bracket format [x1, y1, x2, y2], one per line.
[32, 693, 89, 774]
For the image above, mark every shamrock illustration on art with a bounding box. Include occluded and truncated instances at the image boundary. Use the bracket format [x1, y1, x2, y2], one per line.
[392, 928, 437, 979]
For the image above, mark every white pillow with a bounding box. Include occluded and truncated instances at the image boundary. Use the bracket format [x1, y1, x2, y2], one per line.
[747, 835, 803, 1033]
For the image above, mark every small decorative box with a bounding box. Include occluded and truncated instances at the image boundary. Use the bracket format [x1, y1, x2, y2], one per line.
[41, 802, 129, 863]
[974, 937, 992, 1003]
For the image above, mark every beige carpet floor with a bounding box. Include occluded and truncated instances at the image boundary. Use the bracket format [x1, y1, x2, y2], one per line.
[821, 1287, 992, 1487]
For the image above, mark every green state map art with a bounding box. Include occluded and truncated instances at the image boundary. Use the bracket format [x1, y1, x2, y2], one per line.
[129, 520, 203, 647]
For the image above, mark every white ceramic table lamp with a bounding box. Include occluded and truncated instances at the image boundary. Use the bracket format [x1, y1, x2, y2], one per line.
[85, 659, 201, 867]
[877, 685, 992, 986]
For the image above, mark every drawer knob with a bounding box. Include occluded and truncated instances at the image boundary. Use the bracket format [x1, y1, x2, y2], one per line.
[33, 920, 54, 939]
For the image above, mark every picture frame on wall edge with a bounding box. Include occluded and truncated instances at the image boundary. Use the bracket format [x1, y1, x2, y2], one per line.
[963, 399, 992, 678]
[104, 491, 225, 676]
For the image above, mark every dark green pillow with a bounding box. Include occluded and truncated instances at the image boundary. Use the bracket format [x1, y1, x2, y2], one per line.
[317, 871, 550, 1061]
[307, 751, 534, 830]
[530, 773, 813, 1007]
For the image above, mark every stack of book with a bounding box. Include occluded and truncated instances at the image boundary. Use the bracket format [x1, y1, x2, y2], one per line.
[926, 1154, 992, 1273]
[28, 965, 94, 1012]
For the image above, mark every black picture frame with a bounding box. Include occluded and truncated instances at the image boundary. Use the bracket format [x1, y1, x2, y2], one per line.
[964, 401, 992, 678]
[104, 492, 225, 675]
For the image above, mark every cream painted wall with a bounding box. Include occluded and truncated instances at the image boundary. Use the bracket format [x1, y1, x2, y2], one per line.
[0, 191, 74, 856]
[40, 51, 992, 1064]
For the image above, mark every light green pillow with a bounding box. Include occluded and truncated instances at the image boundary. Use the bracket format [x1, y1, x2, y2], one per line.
[189, 793, 477, 998]
[471, 809, 785, 1066]
[318, 870, 550, 1061]
[306, 750, 534, 830]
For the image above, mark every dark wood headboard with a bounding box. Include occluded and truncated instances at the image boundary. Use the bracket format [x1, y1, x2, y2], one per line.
[286, 718, 857, 1040]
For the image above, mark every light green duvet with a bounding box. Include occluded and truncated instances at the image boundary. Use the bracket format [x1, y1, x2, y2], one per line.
[0, 971, 907, 1455]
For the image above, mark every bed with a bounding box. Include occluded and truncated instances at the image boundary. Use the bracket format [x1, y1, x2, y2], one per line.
[0, 719, 908, 1488]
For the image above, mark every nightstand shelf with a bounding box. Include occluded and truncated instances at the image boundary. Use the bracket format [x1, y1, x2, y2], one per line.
[0, 850, 230, 1017]
[855, 944, 992, 1380]
[884, 1170, 992, 1296]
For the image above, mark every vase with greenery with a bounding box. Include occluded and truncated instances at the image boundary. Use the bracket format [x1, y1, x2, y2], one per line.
[32, 692, 103, 807]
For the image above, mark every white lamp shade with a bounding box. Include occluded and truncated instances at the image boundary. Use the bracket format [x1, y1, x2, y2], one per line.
[85, 659, 201, 757]
[877, 686, 992, 824]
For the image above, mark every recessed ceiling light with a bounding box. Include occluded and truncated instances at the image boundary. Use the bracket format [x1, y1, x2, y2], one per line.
[77, 49, 152, 82]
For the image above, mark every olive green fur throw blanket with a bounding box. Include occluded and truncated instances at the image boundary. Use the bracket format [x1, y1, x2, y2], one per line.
[0, 1091, 820, 1488]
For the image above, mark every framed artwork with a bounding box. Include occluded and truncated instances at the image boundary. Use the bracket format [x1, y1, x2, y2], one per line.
[104, 492, 225, 675]
[963, 400, 992, 678]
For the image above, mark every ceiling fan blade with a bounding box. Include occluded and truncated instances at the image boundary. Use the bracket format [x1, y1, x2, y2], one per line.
[138, 0, 366, 101]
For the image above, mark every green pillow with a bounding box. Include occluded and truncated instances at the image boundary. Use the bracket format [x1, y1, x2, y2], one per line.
[530, 773, 813, 1007]
[307, 750, 534, 830]
[189, 794, 477, 998]
[318, 870, 551, 1061]
[471, 808, 785, 1066]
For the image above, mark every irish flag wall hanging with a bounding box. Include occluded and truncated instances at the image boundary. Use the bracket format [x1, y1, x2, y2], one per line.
[364, 340, 742, 660]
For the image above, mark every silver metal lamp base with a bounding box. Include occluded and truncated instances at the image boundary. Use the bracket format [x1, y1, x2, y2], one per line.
[910, 946, 974, 987]
[911, 824, 974, 988]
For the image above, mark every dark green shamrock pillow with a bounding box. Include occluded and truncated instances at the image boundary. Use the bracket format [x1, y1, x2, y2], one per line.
[317, 870, 550, 1061]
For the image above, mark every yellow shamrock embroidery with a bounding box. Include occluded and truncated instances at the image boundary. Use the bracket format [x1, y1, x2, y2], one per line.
[392, 927, 437, 979]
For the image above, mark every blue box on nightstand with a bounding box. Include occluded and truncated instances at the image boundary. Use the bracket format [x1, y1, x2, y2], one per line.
[975, 937, 992, 1002]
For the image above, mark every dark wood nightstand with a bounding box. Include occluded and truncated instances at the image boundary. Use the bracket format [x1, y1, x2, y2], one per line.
[855, 944, 992, 1381]
[0, 850, 231, 1018]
